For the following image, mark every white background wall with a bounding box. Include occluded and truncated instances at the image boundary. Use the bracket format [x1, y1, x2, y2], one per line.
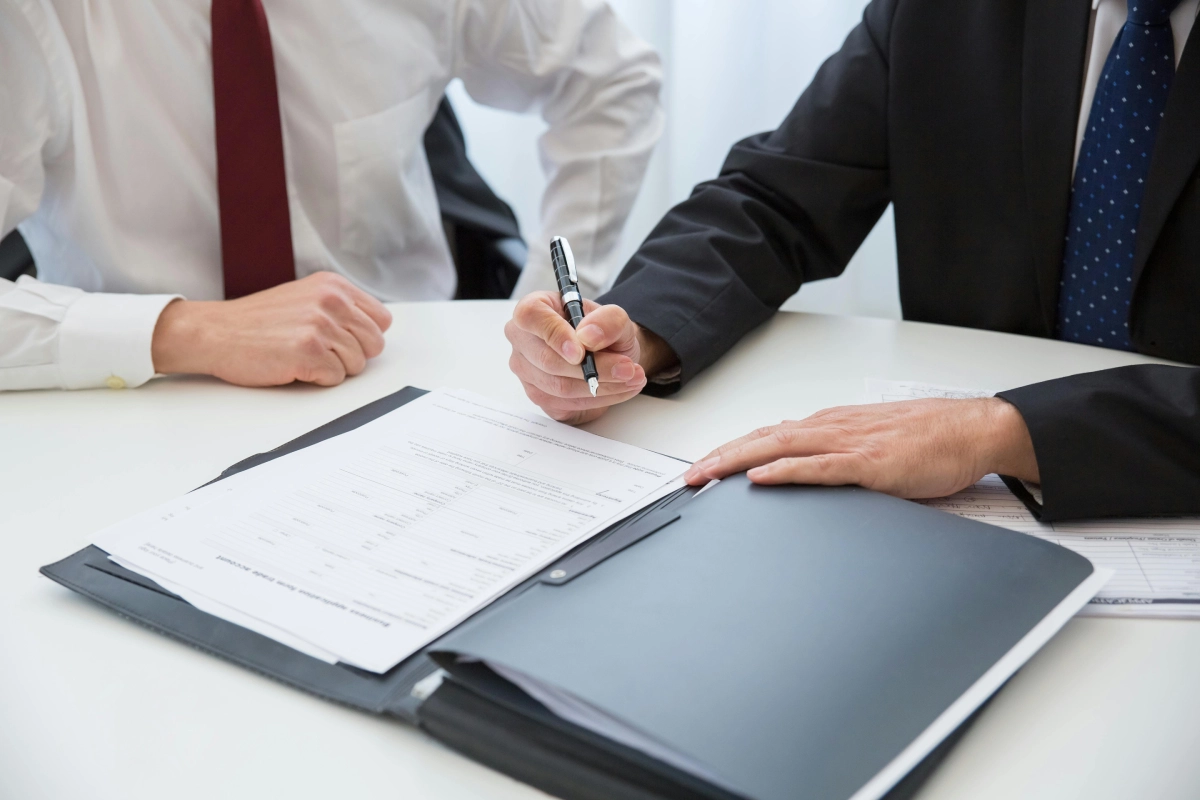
[447, 0, 902, 319]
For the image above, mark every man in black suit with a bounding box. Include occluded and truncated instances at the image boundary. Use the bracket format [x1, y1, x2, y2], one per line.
[505, 0, 1200, 521]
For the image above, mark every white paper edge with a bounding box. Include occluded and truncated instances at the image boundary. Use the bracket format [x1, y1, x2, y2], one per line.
[109, 556, 342, 664]
[847, 566, 1115, 800]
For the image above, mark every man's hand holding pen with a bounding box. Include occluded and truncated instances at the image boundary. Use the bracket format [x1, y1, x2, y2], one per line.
[504, 291, 675, 425]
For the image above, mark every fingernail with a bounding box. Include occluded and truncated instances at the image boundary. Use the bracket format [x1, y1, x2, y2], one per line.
[561, 340, 582, 361]
[694, 456, 719, 474]
[612, 361, 635, 381]
[578, 325, 604, 347]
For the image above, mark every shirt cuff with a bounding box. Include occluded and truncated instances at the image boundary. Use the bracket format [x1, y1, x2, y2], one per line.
[57, 292, 180, 389]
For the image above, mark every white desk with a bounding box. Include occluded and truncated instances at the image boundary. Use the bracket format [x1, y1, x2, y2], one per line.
[2, 302, 1198, 800]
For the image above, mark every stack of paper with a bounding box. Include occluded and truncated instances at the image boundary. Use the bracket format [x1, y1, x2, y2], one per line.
[93, 389, 687, 672]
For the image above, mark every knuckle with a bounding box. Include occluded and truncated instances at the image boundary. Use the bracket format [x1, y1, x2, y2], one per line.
[546, 406, 578, 423]
[524, 385, 570, 421]
[522, 383, 548, 405]
[317, 288, 348, 314]
[362, 335, 385, 359]
[603, 305, 631, 330]
[299, 333, 326, 357]
[533, 345, 560, 373]
[510, 353, 536, 382]
[305, 308, 332, 329]
[540, 319, 567, 348]
[863, 444, 888, 465]
[299, 364, 326, 384]
[546, 373, 574, 398]
[513, 294, 545, 326]
[771, 428, 797, 447]
[827, 425, 856, 440]
[810, 453, 835, 471]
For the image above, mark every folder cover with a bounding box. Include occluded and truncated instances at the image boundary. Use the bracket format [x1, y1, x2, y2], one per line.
[422, 474, 1098, 800]
[40, 387, 1101, 800]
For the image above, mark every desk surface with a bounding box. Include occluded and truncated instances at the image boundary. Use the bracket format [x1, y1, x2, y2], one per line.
[2, 301, 1198, 800]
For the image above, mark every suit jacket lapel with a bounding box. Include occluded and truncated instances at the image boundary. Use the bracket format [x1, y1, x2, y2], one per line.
[1021, 0, 1092, 335]
[1132, 26, 1200, 291]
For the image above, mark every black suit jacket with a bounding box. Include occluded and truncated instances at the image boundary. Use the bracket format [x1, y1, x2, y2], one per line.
[600, 0, 1200, 521]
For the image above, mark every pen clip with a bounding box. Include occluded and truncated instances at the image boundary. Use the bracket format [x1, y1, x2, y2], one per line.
[555, 236, 578, 285]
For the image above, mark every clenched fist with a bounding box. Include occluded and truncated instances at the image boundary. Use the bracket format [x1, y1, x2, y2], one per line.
[151, 272, 392, 387]
[505, 291, 676, 425]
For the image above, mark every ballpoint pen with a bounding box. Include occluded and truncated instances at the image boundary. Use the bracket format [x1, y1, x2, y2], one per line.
[549, 236, 599, 397]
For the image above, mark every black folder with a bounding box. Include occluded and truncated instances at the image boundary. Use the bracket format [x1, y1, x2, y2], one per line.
[41, 387, 1096, 800]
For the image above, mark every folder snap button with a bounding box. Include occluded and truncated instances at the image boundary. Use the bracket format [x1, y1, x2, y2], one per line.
[550, 569, 566, 579]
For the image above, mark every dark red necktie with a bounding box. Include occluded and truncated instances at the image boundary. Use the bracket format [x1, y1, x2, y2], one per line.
[211, 0, 295, 299]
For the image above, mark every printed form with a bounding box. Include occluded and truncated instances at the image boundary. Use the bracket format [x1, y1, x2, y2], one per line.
[95, 390, 686, 672]
[866, 379, 1200, 618]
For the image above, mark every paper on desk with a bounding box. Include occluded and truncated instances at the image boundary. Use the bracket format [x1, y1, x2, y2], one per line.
[95, 389, 687, 672]
[88, 471, 354, 655]
[866, 379, 1200, 618]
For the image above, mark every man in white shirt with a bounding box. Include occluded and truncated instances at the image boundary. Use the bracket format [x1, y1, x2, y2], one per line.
[0, 0, 663, 391]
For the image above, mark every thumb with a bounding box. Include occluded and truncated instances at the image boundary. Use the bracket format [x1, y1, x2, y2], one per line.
[513, 291, 585, 363]
[575, 304, 637, 354]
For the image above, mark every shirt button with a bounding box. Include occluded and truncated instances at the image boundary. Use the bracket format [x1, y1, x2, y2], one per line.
[105, 376, 127, 390]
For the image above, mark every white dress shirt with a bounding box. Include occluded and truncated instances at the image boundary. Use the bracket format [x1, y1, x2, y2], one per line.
[0, 0, 663, 390]
[1075, 0, 1199, 166]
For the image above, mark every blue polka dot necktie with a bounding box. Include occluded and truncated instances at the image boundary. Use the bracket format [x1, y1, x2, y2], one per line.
[1057, 0, 1182, 349]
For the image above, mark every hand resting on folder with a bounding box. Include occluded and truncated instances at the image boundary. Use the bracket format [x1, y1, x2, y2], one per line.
[683, 397, 1040, 499]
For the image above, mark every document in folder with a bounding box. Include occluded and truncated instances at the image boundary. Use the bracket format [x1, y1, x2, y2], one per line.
[93, 389, 686, 672]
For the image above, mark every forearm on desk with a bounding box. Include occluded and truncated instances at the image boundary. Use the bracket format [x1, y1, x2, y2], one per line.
[998, 365, 1200, 521]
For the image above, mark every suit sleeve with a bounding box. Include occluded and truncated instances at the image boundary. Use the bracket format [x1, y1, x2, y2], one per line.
[997, 365, 1200, 520]
[598, 0, 896, 388]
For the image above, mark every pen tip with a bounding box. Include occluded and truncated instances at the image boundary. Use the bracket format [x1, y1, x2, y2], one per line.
[587, 378, 599, 398]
